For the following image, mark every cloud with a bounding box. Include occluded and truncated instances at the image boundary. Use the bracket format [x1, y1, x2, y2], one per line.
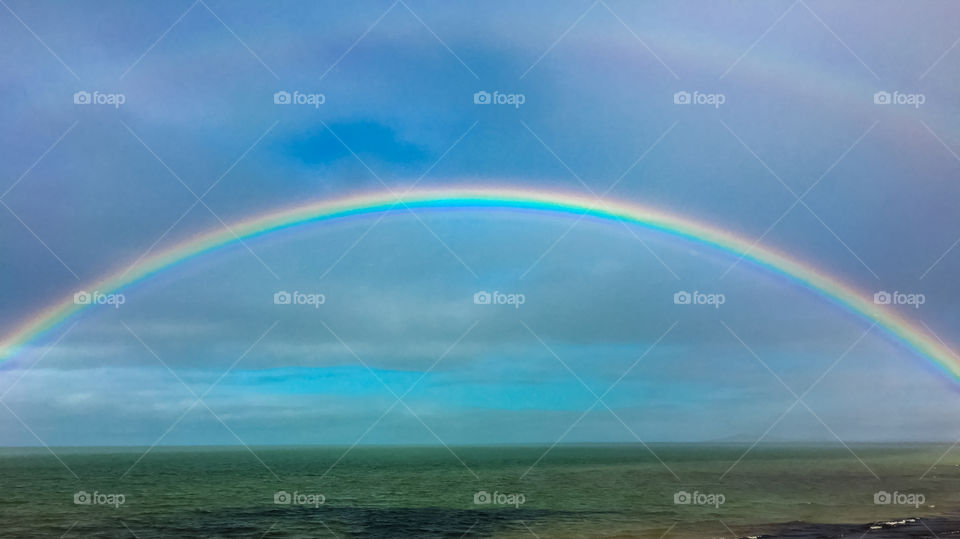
[1, 1, 959, 445]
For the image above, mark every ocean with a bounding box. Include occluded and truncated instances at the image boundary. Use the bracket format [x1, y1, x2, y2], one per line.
[1, 444, 958, 538]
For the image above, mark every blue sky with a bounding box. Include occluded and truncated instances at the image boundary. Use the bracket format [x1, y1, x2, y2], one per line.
[1, 1, 960, 446]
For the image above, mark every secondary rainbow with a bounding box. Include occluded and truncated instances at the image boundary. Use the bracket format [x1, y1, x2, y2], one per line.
[1, 187, 957, 379]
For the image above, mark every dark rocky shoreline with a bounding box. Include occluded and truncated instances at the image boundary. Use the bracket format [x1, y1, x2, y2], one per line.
[743, 517, 960, 538]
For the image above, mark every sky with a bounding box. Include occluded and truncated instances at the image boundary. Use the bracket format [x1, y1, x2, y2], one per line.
[1, 0, 960, 446]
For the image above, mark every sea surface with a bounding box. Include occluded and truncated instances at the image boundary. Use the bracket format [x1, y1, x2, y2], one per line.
[1, 444, 959, 538]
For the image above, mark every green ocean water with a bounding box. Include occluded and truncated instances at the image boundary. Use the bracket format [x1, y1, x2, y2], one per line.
[1, 444, 959, 538]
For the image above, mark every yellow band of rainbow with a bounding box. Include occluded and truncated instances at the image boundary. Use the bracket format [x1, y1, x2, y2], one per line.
[1, 188, 956, 379]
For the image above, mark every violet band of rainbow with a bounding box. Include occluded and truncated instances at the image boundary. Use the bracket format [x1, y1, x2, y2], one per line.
[0, 188, 956, 379]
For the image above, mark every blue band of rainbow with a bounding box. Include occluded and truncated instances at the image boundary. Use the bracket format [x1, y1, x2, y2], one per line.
[1, 188, 956, 380]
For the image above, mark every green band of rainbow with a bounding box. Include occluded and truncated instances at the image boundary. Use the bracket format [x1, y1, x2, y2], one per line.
[1, 188, 956, 379]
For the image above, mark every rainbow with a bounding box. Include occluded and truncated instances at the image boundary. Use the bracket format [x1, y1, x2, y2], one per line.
[1, 187, 957, 379]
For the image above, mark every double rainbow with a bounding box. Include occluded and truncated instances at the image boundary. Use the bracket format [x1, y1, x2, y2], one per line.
[1, 187, 956, 379]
